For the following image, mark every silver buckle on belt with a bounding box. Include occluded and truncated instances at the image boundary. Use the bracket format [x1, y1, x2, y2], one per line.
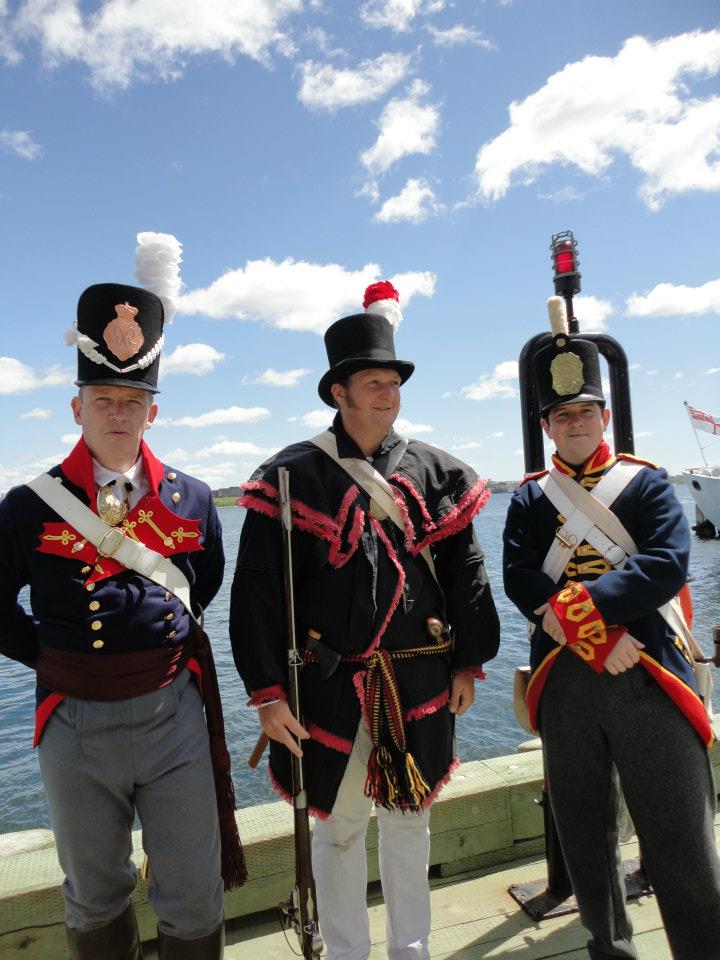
[96, 527, 125, 558]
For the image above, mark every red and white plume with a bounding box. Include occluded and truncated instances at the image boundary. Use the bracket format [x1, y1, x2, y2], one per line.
[135, 231, 183, 324]
[363, 280, 403, 331]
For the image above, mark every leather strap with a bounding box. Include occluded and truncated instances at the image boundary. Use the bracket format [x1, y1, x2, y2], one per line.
[27, 472, 198, 621]
[309, 431, 439, 584]
[537, 462, 702, 664]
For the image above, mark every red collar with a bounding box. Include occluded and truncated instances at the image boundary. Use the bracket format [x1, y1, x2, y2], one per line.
[551, 439, 614, 481]
[60, 438, 165, 502]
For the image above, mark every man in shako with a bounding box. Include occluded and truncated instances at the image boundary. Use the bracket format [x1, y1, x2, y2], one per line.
[503, 325, 720, 959]
[230, 282, 500, 960]
[0, 276, 245, 958]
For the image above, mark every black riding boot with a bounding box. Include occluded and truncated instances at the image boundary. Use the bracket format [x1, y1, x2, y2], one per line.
[157, 922, 225, 959]
[66, 903, 143, 959]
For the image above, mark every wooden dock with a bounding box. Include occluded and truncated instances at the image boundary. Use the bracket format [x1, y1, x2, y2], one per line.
[2, 727, 719, 959]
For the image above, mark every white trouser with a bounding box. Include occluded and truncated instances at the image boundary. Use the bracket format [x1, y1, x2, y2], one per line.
[311, 723, 431, 960]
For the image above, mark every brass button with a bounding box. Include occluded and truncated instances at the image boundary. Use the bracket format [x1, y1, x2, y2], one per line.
[167, 630, 177, 639]
[89, 600, 100, 612]
[91, 620, 102, 631]
[171, 492, 181, 503]
[92, 639, 104, 649]
[167, 472, 177, 481]
[164, 592, 172, 602]
[82, 565, 92, 574]
[86, 583, 95, 592]
[164, 612, 174, 621]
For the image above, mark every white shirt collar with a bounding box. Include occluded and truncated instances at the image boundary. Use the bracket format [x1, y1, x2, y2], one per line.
[92, 456, 149, 508]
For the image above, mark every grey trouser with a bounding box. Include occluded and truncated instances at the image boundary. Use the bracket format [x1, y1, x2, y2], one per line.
[540, 650, 720, 960]
[38, 668, 224, 938]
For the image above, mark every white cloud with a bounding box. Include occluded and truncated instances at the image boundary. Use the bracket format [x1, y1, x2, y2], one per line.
[626, 277, 720, 318]
[359, 0, 445, 32]
[60, 432, 80, 444]
[361, 79, 439, 178]
[195, 440, 275, 459]
[155, 406, 271, 428]
[20, 407, 51, 419]
[178, 258, 435, 334]
[0, 357, 72, 394]
[706, 367, 720, 374]
[487, 431, 504, 439]
[374, 177, 442, 223]
[288, 409, 334, 429]
[12, 0, 302, 89]
[298, 52, 411, 110]
[395, 417, 432, 433]
[647, 369, 659, 376]
[574, 295, 613, 333]
[0, 130, 41, 159]
[451, 440, 483, 451]
[248, 367, 311, 387]
[461, 360, 518, 401]
[0, 452, 65, 495]
[161, 343, 225, 376]
[473, 29, 720, 210]
[425, 24, 493, 49]
[674, 371, 684, 379]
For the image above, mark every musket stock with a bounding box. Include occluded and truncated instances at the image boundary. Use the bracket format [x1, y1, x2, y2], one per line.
[277, 467, 323, 959]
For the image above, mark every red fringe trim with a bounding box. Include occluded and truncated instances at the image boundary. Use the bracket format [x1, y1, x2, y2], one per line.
[240, 481, 365, 569]
[268, 767, 330, 820]
[363, 516, 406, 656]
[461, 666, 487, 680]
[247, 684, 287, 707]
[353, 670, 369, 726]
[405, 689, 449, 722]
[307, 721, 353, 754]
[420, 756, 461, 811]
[389, 475, 491, 555]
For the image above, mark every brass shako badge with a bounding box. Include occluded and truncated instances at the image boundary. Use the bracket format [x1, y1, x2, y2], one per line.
[550, 351, 584, 396]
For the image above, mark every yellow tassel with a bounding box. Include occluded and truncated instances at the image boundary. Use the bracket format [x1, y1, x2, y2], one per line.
[139, 855, 150, 881]
[405, 752, 431, 805]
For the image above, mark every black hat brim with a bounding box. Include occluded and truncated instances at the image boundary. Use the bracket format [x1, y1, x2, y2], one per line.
[318, 358, 414, 407]
[76, 376, 160, 394]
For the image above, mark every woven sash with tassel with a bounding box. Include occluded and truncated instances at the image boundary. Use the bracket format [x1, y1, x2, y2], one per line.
[192, 625, 248, 889]
[362, 639, 452, 812]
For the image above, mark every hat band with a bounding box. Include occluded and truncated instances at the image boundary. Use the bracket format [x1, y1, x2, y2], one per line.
[73, 329, 164, 375]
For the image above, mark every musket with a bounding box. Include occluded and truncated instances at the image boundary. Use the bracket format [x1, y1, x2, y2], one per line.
[276, 466, 323, 960]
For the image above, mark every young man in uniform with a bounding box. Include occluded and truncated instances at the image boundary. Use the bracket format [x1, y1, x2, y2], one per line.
[503, 331, 720, 959]
[230, 282, 500, 960]
[0, 282, 244, 959]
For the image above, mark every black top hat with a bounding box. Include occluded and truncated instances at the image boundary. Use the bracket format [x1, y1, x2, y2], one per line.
[534, 334, 605, 417]
[71, 283, 164, 392]
[317, 312, 415, 407]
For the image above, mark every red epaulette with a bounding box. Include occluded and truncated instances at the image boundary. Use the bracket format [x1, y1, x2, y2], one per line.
[616, 452, 658, 469]
[518, 469, 549, 487]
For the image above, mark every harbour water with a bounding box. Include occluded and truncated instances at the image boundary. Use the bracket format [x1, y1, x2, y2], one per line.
[1, 487, 718, 834]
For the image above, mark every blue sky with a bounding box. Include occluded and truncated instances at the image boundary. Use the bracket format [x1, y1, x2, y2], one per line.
[1, 0, 719, 492]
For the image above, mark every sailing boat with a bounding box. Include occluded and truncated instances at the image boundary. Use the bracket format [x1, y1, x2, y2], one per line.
[683, 402, 720, 538]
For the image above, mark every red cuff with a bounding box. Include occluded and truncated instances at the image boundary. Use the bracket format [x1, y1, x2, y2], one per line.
[549, 582, 626, 673]
[247, 684, 287, 707]
[457, 666, 486, 680]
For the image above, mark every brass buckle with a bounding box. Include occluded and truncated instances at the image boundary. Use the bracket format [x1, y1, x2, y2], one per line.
[96, 527, 126, 558]
[554, 527, 577, 549]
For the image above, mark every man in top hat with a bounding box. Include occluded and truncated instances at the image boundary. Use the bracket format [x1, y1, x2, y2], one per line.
[0, 279, 245, 959]
[502, 325, 720, 959]
[230, 281, 500, 960]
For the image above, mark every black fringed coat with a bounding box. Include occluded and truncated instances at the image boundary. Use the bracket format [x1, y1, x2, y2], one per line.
[230, 418, 500, 816]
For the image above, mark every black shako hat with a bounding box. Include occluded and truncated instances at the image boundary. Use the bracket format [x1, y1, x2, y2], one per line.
[534, 333, 605, 417]
[71, 283, 165, 393]
[317, 312, 415, 407]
